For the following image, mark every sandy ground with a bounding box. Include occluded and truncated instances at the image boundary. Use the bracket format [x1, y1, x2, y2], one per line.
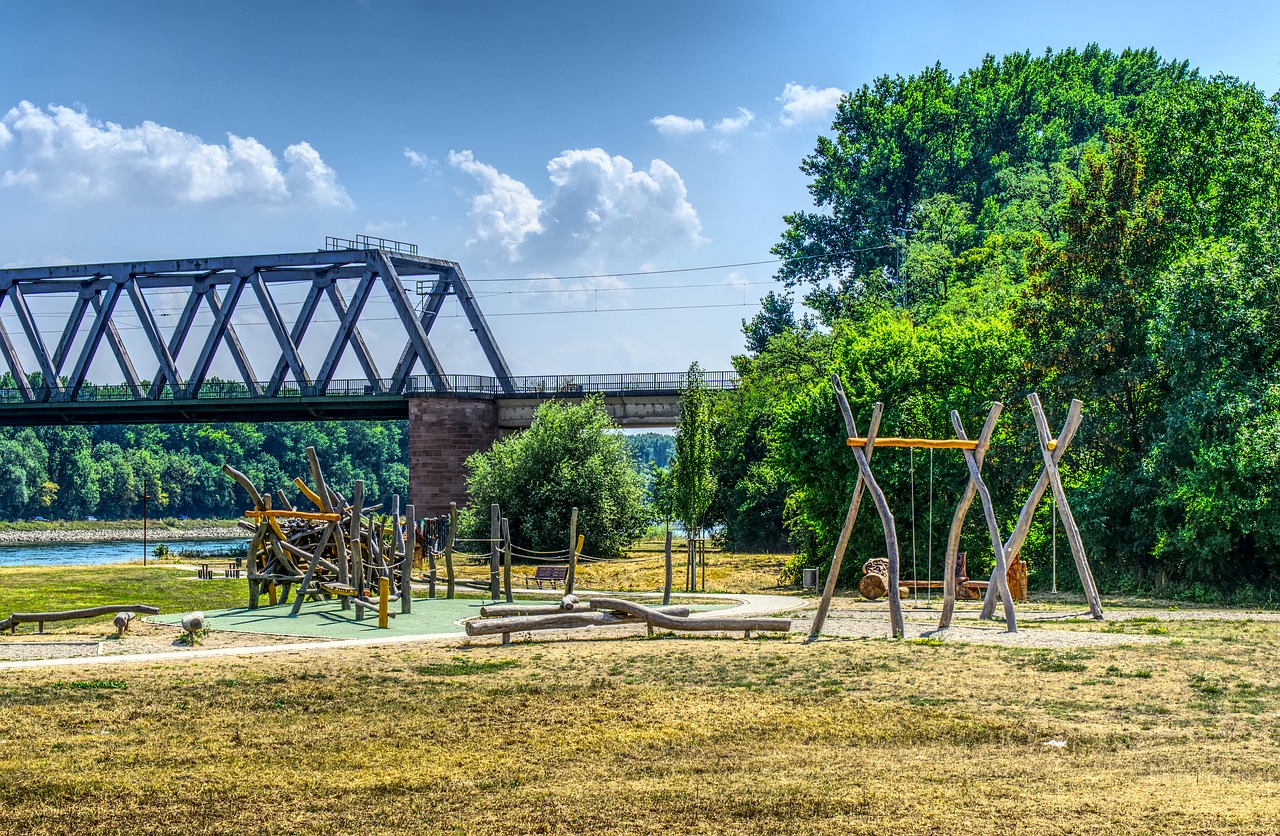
[0, 618, 330, 662]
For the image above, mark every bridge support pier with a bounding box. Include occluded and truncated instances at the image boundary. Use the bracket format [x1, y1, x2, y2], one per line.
[408, 398, 501, 517]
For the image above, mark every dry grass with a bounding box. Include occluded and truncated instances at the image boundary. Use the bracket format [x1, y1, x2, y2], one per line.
[4, 610, 1280, 834]
[572, 538, 792, 594]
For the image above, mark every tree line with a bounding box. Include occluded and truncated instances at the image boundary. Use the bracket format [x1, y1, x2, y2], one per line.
[708, 45, 1280, 598]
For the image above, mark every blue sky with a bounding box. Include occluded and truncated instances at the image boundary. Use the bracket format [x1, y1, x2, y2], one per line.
[3, 0, 1280, 382]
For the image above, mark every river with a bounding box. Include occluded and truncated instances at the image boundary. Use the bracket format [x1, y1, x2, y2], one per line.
[0, 537, 248, 568]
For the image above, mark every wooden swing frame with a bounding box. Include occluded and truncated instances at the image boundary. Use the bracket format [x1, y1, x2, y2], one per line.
[808, 377, 1104, 640]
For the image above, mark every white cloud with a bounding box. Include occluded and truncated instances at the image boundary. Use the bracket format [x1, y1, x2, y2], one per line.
[448, 149, 544, 258]
[404, 147, 441, 175]
[0, 101, 352, 206]
[777, 83, 845, 126]
[450, 147, 704, 263]
[649, 114, 706, 136]
[714, 107, 756, 134]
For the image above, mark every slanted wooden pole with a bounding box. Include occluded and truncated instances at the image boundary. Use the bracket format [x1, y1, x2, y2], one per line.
[951, 407, 1016, 632]
[939, 404, 1002, 628]
[489, 504, 501, 601]
[501, 517, 513, 603]
[808, 397, 881, 641]
[352, 480, 365, 621]
[980, 398, 1084, 619]
[445, 503, 457, 599]
[831, 379, 903, 638]
[565, 507, 579, 595]
[426, 518, 438, 600]
[662, 528, 673, 606]
[402, 503, 415, 614]
[1029, 394, 1103, 619]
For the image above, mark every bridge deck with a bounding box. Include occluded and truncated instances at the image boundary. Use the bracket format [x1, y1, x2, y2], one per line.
[0, 372, 737, 425]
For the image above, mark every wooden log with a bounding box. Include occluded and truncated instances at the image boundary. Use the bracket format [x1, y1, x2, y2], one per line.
[222, 464, 264, 510]
[979, 398, 1083, 620]
[808, 399, 881, 640]
[847, 437, 978, 450]
[489, 503, 501, 601]
[402, 503, 415, 614]
[1029, 393, 1103, 619]
[466, 610, 641, 636]
[445, 502, 457, 599]
[565, 506, 579, 595]
[113, 611, 133, 637]
[831, 381, 903, 638]
[589, 598, 790, 633]
[480, 603, 691, 618]
[662, 528, 673, 606]
[952, 408, 1017, 632]
[181, 612, 205, 633]
[502, 517, 513, 604]
[6, 604, 160, 628]
[378, 576, 390, 629]
[939, 404, 1001, 628]
[351, 480, 365, 620]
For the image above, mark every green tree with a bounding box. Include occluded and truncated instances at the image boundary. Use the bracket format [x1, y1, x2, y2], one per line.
[463, 395, 647, 559]
[672, 363, 717, 541]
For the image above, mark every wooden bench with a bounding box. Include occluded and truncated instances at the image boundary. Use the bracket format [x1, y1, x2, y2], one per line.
[524, 565, 568, 589]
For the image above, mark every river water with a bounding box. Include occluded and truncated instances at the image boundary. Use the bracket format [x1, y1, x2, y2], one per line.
[0, 537, 247, 568]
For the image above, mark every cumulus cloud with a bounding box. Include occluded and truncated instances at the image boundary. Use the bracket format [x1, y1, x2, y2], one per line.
[0, 101, 352, 206]
[649, 114, 706, 136]
[777, 82, 845, 126]
[450, 147, 703, 263]
[714, 107, 756, 134]
[447, 149, 544, 258]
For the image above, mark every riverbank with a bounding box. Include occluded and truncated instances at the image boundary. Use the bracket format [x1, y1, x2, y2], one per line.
[0, 521, 242, 545]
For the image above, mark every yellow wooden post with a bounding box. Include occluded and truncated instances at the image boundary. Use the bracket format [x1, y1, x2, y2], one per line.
[378, 577, 390, 629]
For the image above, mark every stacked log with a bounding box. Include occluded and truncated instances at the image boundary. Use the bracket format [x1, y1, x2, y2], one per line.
[859, 558, 908, 601]
[223, 446, 421, 626]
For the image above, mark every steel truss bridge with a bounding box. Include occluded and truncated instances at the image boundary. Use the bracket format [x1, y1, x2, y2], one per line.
[0, 246, 737, 425]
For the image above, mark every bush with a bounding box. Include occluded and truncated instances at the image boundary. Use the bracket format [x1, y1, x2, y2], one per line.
[462, 395, 648, 559]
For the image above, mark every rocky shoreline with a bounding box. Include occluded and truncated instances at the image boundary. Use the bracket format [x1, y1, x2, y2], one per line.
[0, 526, 245, 545]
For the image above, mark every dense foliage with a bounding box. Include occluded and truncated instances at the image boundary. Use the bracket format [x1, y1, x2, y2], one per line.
[0, 420, 410, 521]
[718, 45, 1280, 597]
[462, 395, 648, 559]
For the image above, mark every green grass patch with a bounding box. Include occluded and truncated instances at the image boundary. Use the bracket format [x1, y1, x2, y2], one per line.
[413, 657, 521, 676]
[0, 565, 247, 628]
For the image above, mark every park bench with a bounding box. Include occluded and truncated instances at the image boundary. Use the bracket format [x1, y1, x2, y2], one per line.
[524, 565, 568, 589]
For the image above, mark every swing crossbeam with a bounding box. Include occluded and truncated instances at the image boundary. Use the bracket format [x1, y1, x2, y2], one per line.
[847, 437, 978, 450]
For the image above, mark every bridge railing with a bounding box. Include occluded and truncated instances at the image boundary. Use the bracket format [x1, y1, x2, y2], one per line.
[0, 370, 739, 405]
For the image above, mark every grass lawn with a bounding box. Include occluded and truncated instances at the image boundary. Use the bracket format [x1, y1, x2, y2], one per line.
[0, 565, 247, 623]
[5, 551, 1280, 833]
[3, 614, 1280, 834]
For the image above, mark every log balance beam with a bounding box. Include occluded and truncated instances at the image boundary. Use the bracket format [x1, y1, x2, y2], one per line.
[0, 604, 161, 634]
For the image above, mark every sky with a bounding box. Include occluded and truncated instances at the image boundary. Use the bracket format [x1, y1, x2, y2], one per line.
[2, 0, 1280, 384]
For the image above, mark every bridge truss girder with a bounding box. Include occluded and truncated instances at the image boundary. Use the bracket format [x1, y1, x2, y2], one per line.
[0, 250, 516, 404]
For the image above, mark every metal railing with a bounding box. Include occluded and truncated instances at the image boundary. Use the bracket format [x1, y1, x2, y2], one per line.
[323, 234, 419, 256]
[0, 371, 738, 405]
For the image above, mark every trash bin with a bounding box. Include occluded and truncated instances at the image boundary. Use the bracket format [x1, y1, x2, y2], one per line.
[802, 567, 820, 589]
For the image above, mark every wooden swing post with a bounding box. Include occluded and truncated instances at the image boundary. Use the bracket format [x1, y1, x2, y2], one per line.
[948, 406, 1018, 632]
[938, 404, 1003, 628]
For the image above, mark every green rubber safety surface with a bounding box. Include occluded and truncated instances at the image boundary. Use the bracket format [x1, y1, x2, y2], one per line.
[151, 595, 731, 640]
[152, 595, 546, 639]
